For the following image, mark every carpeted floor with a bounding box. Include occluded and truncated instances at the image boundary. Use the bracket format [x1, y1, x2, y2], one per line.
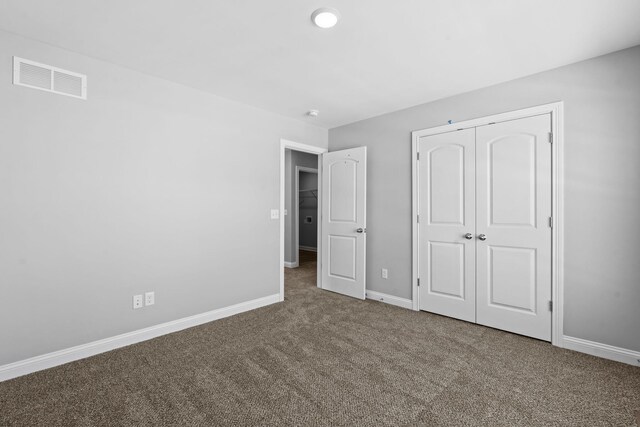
[1, 250, 639, 426]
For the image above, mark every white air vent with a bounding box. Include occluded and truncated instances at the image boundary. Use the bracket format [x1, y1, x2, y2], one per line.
[13, 57, 87, 100]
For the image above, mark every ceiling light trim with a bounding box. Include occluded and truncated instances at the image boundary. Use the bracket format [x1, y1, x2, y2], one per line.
[311, 7, 340, 29]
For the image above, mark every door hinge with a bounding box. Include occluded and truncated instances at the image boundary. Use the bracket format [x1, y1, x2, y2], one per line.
[548, 216, 553, 228]
[417, 215, 420, 224]
[417, 152, 420, 161]
[548, 300, 553, 311]
[417, 278, 420, 287]
[548, 132, 553, 143]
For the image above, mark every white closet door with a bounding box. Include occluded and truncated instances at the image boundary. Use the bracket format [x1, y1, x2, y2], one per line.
[418, 129, 476, 322]
[321, 147, 367, 300]
[475, 114, 552, 341]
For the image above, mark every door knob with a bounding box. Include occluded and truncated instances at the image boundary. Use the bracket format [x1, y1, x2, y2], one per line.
[464, 233, 473, 240]
[356, 228, 365, 233]
[478, 234, 487, 241]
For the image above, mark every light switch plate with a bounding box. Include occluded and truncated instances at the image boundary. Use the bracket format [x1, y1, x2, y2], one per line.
[270, 209, 280, 219]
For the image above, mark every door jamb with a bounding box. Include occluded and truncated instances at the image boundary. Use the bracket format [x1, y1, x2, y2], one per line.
[411, 101, 564, 346]
[295, 166, 319, 267]
[280, 139, 326, 302]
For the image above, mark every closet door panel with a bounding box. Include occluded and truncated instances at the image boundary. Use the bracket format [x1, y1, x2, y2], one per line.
[475, 114, 552, 341]
[418, 129, 476, 323]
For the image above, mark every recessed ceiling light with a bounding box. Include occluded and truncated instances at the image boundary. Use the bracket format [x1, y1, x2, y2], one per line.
[307, 109, 320, 117]
[311, 8, 340, 29]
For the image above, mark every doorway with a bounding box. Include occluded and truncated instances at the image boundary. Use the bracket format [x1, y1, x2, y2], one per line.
[279, 140, 368, 302]
[296, 167, 319, 259]
[285, 153, 318, 275]
[279, 140, 326, 302]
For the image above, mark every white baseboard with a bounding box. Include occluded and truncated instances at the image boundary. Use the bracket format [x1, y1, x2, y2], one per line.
[562, 335, 640, 367]
[365, 290, 413, 310]
[299, 246, 317, 252]
[0, 293, 281, 382]
[284, 261, 298, 268]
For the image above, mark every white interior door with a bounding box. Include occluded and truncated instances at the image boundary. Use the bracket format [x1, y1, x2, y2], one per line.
[475, 114, 552, 341]
[418, 129, 476, 322]
[321, 147, 367, 299]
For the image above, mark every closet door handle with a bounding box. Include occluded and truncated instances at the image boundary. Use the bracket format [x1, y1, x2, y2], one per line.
[478, 234, 487, 241]
[464, 233, 473, 240]
[356, 228, 365, 234]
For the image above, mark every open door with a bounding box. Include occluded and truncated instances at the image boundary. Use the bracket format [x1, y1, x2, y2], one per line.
[321, 147, 367, 299]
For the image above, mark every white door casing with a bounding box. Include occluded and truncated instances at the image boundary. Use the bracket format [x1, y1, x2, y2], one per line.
[418, 129, 476, 322]
[475, 114, 552, 341]
[321, 147, 367, 299]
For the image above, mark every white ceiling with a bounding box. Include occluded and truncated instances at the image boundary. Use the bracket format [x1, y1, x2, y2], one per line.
[1, 0, 640, 128]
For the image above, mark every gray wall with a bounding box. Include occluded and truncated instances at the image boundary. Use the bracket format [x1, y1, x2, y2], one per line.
[329, 45, 640, 352]
[284, 150, 318, 263]
[0, 31, 327, 366]
[298, 172, 318, 249]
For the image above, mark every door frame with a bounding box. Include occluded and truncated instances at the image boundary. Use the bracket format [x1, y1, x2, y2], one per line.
[411, 102, 564, 346]
[280, 139, 326, 302]
[295, 166, 319, 266]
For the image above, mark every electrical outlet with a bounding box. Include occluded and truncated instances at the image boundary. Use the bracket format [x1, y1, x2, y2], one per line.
[145, 291, 155, 306]
[381, 268, 388, 279]
[133, 295, 143, 309]
[270, 209, 280, 219]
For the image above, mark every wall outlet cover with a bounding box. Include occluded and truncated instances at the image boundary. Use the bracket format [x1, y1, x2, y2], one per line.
[381, 268, 388, 279]
[133, 295, 143, 309]
[145, 291, 155, 306]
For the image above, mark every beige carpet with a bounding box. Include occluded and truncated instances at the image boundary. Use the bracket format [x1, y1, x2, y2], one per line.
[1, 250, 639, 426]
